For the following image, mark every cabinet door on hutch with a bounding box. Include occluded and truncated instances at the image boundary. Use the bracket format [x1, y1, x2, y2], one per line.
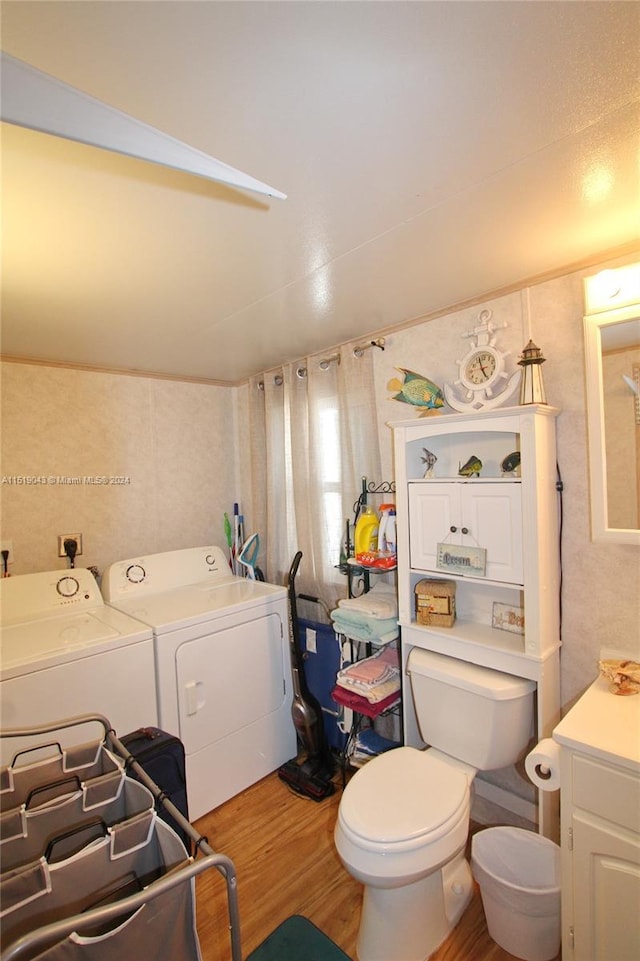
[408, 481, 523, 584]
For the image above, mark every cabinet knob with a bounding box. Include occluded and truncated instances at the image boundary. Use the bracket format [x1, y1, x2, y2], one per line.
[450, 526, 457, 533]
[461, 527, 469, 535]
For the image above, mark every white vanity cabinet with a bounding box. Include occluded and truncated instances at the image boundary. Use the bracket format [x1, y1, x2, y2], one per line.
[392, 405, 561, 838]
[553, 677, 640, 961]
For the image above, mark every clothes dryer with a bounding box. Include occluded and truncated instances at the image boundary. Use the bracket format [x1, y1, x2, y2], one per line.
[102, 546, 295, 820]
[0, 568, 157, 764]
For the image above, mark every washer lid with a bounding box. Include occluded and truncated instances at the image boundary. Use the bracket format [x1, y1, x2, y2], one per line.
[0, 605, 152, 680]
[340, 747, 469, 845]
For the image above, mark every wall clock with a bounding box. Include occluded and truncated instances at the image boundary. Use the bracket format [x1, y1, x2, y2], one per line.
[444, 309, 521, 412]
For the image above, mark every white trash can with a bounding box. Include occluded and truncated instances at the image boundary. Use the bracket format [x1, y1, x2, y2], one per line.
[471, 827, 561, 961]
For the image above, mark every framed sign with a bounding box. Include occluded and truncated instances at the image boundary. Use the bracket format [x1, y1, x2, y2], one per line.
[492, 602, 525, 635]
[436, 543, 486, 577]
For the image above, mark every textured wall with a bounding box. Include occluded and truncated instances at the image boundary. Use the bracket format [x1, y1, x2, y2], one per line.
[0, 364, 238, 578]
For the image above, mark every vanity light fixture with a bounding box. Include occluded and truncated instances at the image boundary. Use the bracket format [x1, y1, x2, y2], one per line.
[584, 263, 640, 314]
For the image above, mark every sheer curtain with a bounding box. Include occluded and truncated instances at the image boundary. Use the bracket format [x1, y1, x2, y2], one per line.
[248, 344, 381, 607]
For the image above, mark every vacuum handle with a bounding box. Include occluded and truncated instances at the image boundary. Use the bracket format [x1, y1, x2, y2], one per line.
[286, 550, 303, 587]
[298, 592, 320, 604]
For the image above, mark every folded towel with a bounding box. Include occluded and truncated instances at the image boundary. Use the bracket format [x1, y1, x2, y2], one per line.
[331, 684, 400, 717]
[339, 664, 395, 689]
[331, 607, 397, 628]
[336, 646, 400, 701]
[337, 644, 398, 686]
[337, 674, 400, 703]
[332, 623, 399, 646]
[337, 583, 398, 619]
[340, 661, 393, 686]
[331, 610, 399, 640]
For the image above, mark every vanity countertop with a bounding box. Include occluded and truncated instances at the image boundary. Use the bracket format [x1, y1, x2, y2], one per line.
[553, 675, 640, 774]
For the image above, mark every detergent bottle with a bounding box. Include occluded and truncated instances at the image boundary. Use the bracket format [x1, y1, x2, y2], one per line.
[385, 509, 396, 554]
[354, 505, 379, 557]
[378, 504, 396, 554]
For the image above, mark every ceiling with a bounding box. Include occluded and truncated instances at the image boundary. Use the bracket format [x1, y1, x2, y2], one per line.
[1, 1, 639, 385]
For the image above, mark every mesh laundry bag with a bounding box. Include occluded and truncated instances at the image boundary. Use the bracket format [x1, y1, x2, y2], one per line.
[0, 775, 155, 873]
[0, 811, 200, 961]
[0, 741, 122, 812]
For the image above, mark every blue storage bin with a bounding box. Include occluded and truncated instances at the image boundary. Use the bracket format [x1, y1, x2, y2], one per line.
[298, 618, 348, 752]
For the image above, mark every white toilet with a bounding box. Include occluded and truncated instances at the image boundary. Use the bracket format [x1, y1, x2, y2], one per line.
[334, 648, 536, 961]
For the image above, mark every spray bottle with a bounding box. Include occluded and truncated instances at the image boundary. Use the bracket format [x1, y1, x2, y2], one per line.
[384, 508, 396, 555]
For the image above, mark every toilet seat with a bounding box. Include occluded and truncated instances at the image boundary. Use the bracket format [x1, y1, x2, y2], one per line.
[339, 746, 469, 853]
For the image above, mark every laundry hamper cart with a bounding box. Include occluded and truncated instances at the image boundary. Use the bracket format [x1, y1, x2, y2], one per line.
[0, 714, 242, 961]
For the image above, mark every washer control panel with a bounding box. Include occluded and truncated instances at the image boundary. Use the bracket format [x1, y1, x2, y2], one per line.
[0, 568, 103, 623]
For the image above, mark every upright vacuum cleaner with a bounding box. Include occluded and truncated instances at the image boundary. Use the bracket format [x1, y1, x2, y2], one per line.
[278, 551, 335, 801]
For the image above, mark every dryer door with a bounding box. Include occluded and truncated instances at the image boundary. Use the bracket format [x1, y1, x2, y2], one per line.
[175, 610, 288, 755]
[174, 607, 295, 817]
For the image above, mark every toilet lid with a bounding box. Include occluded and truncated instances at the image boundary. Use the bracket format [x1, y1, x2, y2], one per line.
[340, 747, 469, 846]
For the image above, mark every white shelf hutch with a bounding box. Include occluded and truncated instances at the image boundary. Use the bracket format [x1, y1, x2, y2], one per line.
[391, 404, 561, 839]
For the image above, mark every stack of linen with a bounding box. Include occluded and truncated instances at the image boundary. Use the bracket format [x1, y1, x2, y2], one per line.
[331, 642, 400, 718]
[330, 582, 398, 646]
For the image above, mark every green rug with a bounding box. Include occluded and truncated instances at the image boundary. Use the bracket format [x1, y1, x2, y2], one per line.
[246, 915, 352, 961]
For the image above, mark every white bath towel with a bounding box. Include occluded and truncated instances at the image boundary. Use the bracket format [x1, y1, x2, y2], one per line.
[337, 582, 398, 619]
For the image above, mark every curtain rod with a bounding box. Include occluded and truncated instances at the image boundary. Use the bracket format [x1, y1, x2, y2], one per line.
[257, 337, 385, 387]
[353, 337, 385, 357]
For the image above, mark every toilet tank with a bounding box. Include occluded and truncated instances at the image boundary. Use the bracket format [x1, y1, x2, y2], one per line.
[408, 649, 535, 770]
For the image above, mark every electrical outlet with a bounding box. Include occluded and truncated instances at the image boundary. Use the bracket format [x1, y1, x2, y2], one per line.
[305, 627, 317, 654]
[58, 534, 83, 558]
[1, 540, 13, 568]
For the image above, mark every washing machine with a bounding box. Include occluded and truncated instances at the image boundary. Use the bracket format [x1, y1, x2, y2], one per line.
[0, 568, 157, 765]
[102, 545, 295, 820]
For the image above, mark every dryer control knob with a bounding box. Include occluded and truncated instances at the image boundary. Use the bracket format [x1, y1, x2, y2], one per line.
[126, 564, 146, 584]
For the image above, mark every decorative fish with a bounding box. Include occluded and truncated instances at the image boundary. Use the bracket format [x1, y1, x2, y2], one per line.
[387, 368, 444, 415]
[421, 448, 438, 477]
[501, 451, 521, 474]
[458, 455, 482, 477]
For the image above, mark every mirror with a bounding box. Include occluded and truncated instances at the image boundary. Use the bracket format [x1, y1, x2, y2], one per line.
[584, 289, 640, 545]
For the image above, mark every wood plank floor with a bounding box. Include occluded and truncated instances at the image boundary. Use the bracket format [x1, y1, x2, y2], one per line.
[193, 770, 546, 961]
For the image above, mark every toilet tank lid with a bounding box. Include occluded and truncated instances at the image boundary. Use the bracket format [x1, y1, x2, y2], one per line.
[408, 649, 535, 700]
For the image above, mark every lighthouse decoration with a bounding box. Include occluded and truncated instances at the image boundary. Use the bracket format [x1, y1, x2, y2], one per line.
[518, 340, 547, 405]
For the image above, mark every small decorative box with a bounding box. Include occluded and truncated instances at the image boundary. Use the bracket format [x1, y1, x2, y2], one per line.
[415, 578, 456, 627]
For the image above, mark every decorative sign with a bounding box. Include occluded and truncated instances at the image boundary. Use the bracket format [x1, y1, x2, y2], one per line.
[436, 543, 486, 577]
[492, 602, 525, 635]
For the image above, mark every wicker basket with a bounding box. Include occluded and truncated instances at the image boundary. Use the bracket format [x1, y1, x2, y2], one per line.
[415, 578, 456, 627]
